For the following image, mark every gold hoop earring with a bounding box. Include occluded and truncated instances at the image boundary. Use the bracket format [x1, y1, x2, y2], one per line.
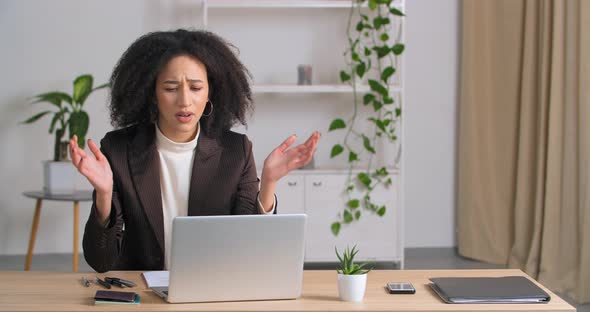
[202, 100, 214, 117]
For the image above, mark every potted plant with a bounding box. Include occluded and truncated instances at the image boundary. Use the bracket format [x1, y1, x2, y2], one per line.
[22, 74, 108, 194]
[336, 245, 372, 302]
[328, 0, 405, 236]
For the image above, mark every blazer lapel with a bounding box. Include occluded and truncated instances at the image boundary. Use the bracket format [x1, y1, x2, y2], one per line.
[188, 131, 222, 216]
[128, 123, 165, 254]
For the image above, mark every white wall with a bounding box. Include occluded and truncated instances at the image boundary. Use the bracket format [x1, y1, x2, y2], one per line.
[0, 0, 460, 255]
[404, 0, 460, 247]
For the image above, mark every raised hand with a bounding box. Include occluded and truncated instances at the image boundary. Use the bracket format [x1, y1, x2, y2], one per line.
[69, 135, 113, 224]
[262, 131, 320, 183]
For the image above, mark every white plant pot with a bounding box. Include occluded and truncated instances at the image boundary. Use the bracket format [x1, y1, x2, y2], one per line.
[43, 161, 75, 195]
[337, 273, 367, 302]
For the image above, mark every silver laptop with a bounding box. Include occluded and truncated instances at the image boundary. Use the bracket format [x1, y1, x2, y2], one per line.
[152, 214, 307, 303]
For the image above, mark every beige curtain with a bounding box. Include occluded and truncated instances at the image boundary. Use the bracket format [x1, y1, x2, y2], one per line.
[458, 0, 590, 303]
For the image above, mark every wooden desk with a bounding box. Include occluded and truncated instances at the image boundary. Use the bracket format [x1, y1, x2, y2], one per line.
[23, 191, 93, 272]
[0, 270, 574, 311]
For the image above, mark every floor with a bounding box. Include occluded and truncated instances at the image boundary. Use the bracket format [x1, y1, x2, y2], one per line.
[1, 248, 586, 311]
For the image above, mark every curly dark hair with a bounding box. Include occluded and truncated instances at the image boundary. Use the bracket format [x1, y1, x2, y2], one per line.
[108, 29, 253, 138]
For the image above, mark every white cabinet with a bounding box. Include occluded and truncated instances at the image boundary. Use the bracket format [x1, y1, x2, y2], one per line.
[275, 175, 305, 214]
[274, 170, 402, 267]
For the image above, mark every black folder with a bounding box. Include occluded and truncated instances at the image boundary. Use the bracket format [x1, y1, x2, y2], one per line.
[429, 276, 551, 304]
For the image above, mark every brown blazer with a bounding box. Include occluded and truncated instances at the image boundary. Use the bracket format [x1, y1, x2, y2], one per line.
[83, 123, 275, 273]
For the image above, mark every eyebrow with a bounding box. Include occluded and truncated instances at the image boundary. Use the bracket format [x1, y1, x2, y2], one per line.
[163, 79, 204, 84]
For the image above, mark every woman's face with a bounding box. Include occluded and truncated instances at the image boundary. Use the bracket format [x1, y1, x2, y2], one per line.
[155, 55, 209, 142]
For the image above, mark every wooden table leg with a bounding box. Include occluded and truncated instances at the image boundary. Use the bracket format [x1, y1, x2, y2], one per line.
[25, 199, 42, 271]
[73, 201, 79, 272]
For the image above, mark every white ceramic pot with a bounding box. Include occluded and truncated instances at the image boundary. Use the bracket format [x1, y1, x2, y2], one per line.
[337, 273, 367, 302]
[43, 160, 75, 195]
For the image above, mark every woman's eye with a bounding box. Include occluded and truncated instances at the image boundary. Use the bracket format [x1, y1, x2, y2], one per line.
[191, 87, 202, 91]
[165, 88, 177, 92]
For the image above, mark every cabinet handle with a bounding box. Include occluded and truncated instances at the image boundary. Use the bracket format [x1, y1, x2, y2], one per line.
[312, 181, 323, 187]
[287, 181, 297, 186]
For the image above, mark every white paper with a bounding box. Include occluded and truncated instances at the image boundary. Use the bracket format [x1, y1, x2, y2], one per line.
[142, 271, 169, 288]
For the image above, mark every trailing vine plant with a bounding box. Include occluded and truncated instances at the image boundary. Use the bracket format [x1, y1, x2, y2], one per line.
[328, 0, 404, 236]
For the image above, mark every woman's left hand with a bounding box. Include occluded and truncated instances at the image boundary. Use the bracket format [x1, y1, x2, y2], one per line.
[262, 131, 320, 183]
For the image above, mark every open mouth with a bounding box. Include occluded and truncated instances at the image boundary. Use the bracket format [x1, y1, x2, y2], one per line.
[176, 112, 194, 123]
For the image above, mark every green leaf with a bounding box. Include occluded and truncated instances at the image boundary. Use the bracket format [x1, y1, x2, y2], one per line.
[340, 70, 351, 82]
[372, 100, 383, 111]
[385, 178, 392, 186]
[356, 21, 364, 32]
[331, 222, 341, 236]
[363, 93, 375, 105]
[335, 246, 343, 263]
[346, 185, 354, 192]
[377, 206, 386, 216]
[68, 111, 89, 148]
[73, 74, 93, 105]
[368, 0, 377, 10]
[375, 167, 389, 176]
[92, 82, 109, 91]
[364, 47, 371, 56]
[361, 14, 369, 21]
[48, 111, 64, 134]
[33, 92, 73, 108]
[356, 62, 366, 78]
[369, 118, 386, 132]
[381, 66, 396, 82]
[390, 7, 405, 16]
[384, 96, 394, 104]
[348, 151, 359, 162]
[362, 135, 376, 153]
[373, 16, 390, 30]
[330, 144, 344, 158]
[352, 52, 360, 62]
[357, 172, 372, 188]
[347, 199, 360, 209]
[396, 108, 402, 117]
[343, 210, 353, 223]
[380, 33, 389, 41]
[21, 110, 52, 124]
[355, 210, 361, 220]
[368, 79, 388, 97]
[329, 118, 346, 131]
[372, 45, 390, 58]
[391, 43, 405, 55]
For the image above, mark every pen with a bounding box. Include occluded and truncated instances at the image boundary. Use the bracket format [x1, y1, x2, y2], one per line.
[95, 276, 112, 289]
[105, 278, 126, 288]
[105, 277, 137, 288]
[81, 276, 90, 287]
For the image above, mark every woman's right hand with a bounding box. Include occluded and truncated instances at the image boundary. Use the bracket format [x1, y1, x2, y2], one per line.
[69, 135, 113, 223]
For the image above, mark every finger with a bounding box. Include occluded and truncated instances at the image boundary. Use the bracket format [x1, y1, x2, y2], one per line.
[87, 139, 104, 161]
[69, 140, 84, 168]
[276, 134, 297, 153]
[303, 131, 320, 148]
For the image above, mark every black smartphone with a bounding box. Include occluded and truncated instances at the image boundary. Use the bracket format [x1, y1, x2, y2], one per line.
[386, 282, 416, 294]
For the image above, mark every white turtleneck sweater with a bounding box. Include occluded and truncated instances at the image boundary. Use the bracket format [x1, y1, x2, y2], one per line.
[155, 125, 274, 269]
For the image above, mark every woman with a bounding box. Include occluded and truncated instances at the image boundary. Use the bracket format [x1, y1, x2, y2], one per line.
[69, 29, 320, 273]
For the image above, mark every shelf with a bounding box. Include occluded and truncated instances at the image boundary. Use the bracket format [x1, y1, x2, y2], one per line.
[257, 168, 400, 175]
[252, 84, 402, 94]
[205, 0, 403, 9]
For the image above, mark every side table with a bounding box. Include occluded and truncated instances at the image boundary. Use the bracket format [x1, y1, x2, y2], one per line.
[23, 191, 93, 272]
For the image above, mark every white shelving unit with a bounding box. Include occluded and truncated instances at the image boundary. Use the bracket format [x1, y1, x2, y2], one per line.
[203, 0, 404, 9]
[252, 84, 402, 94]
[198, 0, 405, 268]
